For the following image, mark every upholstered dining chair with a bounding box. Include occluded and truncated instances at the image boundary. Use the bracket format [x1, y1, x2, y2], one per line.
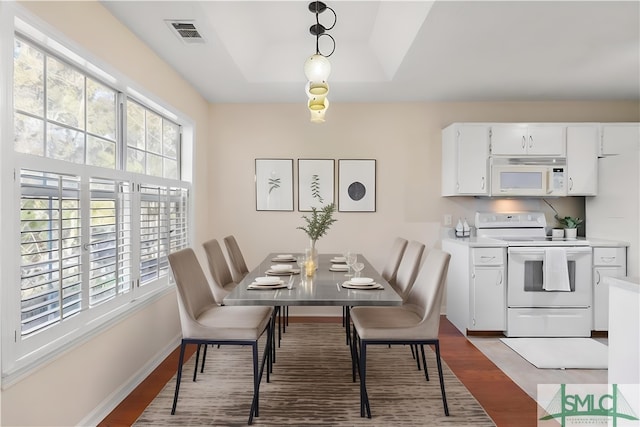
[349, 249, 451, 418]
[380, 237, 408, 288]
[393, 240, 426, 300]
[167, 248, 274, 425]
[202, 238, 238, 303]
[224, 235, 249, 283]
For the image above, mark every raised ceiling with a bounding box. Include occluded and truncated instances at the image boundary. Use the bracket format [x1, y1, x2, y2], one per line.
[101, 1, 640, 104]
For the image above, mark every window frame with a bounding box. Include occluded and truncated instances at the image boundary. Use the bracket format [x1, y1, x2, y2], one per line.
[1, 10, 194, 383]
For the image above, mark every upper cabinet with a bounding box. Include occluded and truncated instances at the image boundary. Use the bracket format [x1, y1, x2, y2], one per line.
[600, 124, 640, 156]
[567, 126, 598, 196]
[442, 124, 490, 196]
[490, 124, 566, 157]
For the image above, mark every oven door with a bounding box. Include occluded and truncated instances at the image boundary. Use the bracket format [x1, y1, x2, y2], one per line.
[507, 246, 592, 307]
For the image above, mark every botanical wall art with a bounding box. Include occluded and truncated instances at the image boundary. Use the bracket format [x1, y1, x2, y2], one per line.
[298, 159, 335, 211]
[338, 159, 376, 212]
[255, 158, 294, 211]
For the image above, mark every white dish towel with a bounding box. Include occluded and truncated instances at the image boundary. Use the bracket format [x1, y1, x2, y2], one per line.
[543, 248, 571, 291]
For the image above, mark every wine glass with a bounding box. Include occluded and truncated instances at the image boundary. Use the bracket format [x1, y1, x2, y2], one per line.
[352, 262, 365, 277]
[345, 252, 357, 277]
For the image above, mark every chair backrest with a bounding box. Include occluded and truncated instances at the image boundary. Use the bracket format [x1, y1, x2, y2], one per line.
[168, 248, 217, 336]
[381, 237, 408, 286]
[394, 240, 426, 299]
[202, 239, 236, 302]
[405, 249, 451, 337]
[224, 235, 249, 282]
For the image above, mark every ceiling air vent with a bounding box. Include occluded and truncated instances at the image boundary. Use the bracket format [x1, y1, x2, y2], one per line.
[166, 20, 205, 44]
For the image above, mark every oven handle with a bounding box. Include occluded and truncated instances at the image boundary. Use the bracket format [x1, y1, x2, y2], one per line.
[508, 247, 592, 255]
[509, 305, 591, 309]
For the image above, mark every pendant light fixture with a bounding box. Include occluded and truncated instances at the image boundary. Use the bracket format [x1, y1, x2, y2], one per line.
[305, 1, 336, 123]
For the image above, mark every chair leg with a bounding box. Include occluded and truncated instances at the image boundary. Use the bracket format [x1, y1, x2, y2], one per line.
[359, 341, 371, 418]
[252, 323, 273, 424]
[171, 341, 187, 415]
[434, 341, 449, 416]
[192, 344, 201, 382]
[248, 342, 259, 424]
[420, 344, 429, 381]
[411, 345, 421, 370]
[350, 324, 359, 383]
[200, 344, 208, 374]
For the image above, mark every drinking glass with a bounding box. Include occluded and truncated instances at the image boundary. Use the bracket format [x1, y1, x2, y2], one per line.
[345, 252, 357, 277]
[352, 262, 365, 277]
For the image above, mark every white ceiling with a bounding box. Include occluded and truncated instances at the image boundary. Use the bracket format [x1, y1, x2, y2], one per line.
[101, 1, 640, 104]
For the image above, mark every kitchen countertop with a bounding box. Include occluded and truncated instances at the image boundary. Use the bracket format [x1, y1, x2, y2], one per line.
[442, 230, 629, 248]
[604, 276, 639, 291]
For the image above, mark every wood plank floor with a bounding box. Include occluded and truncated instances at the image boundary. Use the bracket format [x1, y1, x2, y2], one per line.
[98, 316, 537, 427]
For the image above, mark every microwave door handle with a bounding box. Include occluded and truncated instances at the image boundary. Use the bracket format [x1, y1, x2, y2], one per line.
[546, 169, 553, 194]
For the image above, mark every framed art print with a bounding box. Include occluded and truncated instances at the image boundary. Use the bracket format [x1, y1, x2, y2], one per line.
[255, 158, 294, 211]
[338, 159, 376, 212]
[298, 159, 335, 211]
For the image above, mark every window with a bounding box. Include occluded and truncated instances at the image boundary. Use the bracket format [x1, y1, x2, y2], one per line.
[5, 30, 191, 375]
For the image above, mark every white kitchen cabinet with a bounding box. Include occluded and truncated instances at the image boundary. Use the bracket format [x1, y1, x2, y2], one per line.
[566, 125, 598, 195]
[600, 123, 640, 156]
[490, 124, 566, 157]
[469, 248, 506, 331]
[442, 124, 490, 196]
[592, 246, 627, 331]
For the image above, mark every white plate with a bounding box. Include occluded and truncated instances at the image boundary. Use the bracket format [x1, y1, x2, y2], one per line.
[330, 264, 349, 270]
[266, 268, 300, 276]
[350, 277, 373, 284]
[254, 277, 282, 284]
[248, 283, 288, 290]
[331, 257, 347, 263]
[341, 282, 382, 290]
[271, 264, 293, 271]
[276, 254, 293, 259]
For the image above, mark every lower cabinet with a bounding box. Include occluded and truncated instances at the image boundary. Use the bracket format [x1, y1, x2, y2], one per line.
[469, 247, 506, 331]
[593, 246, 627, 331]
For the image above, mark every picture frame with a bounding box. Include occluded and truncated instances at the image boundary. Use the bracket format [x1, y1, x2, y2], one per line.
[338, 159, 376, 212]
[255, 158, 294, 211]
[297, 159, 335, 211]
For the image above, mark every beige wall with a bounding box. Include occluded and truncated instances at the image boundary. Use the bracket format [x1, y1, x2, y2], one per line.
[1, 2, 211, 426]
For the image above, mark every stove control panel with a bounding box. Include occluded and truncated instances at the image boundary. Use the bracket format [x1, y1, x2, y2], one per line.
[475, 212, 546, 229]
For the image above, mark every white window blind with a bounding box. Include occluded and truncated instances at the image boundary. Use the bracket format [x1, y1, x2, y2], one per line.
[20, 170, 82, 336]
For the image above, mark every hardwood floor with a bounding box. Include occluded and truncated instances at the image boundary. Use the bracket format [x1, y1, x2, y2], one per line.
[98, 316, 537, 427]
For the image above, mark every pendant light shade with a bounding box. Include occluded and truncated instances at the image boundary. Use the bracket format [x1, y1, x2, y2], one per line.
[304, 54, 331, 82]
[305, 81, 329, 97]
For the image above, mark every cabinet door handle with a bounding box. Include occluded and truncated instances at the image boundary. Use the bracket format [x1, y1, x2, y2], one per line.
[521, 135, 526, 149]
[529, 135, 533, 149]
[596, 270, 601, 285]
[480, 256, 496, 262]
[600, 256, 616, 264]
[481, 176, 485, 190]
[497, 270, 503, 285]
[569, 177, 573, 191]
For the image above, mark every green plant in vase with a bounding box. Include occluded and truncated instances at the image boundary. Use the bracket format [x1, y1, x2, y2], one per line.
[297, 203, 337, 273]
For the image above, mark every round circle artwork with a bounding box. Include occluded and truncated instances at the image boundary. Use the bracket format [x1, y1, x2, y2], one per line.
[348, 182, 366, 201]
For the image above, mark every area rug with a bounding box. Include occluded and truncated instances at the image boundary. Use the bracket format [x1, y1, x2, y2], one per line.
[500, 337, 608, 369]
[135, 323, 495, 426]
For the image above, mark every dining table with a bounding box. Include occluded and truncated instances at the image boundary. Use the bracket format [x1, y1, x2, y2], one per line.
[224, 252, 403, 347]
[223, 252, 403, 308]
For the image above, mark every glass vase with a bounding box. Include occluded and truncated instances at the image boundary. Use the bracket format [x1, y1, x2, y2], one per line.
[305, 239, 318, 276]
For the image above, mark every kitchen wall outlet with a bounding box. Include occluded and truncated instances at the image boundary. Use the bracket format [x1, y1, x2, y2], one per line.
[444, 214, 452, 226]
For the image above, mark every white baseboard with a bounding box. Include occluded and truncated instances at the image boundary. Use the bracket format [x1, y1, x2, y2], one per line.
[77, 333, 182, 427]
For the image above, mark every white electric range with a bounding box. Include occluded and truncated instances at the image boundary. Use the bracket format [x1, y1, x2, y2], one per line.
[476, 212, 593, 337]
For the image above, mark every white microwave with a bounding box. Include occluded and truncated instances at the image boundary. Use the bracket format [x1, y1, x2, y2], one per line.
[491, 159, 567, 196]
